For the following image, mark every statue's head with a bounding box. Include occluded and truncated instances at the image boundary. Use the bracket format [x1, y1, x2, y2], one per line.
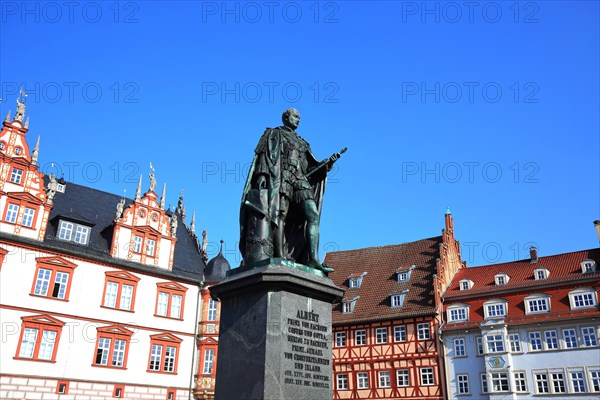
[282, 108, 300, 130]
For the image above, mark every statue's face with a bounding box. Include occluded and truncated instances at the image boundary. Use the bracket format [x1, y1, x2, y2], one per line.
[284, 109, 300, 130]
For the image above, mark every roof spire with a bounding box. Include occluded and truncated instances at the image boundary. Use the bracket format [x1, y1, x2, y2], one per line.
[176, 190, 186, 220]
[219, 239, 224, 254]
[31, 135, 40, 165]
[24, 117, 29, 129]
[4, 110, 10, 123]
[201, 230, 208, 261]
[445, 206, 451, 215]
[135, 174, 142, 201]
[160, 182, 166, 209]
[190, 211, 196, 234]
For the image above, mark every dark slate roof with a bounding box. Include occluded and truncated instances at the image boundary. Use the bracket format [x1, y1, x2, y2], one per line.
[39, 177, 205, 282]
[204, 242, 231, 283]
[325, 236, 442, 325]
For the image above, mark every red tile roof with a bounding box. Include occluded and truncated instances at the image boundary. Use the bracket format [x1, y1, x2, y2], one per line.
[325, 236, 442, 325]
[444, 248, 600, 299]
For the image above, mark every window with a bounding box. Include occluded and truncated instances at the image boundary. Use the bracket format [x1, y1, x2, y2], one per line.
[476, 336, 484, 355]
[397, 369, 409, 386]
[207, 298, 218, 321]
[378, 371, 391, 388]
[534, 267, 549, 280]
[509, 333, 521, 352]
[375, 327, 388, 344]
[563, 329, 578, 348]
[130, 229, 159, 258]
[513, 372, 527, 392]
[569, 288, 597, 309]
[147, 333, 182, 374]
[396, 265, 414, 282]
[589, 369, 600, 392]
[357, 372, 369, 389]
[22, 207, 35, 227]
[342, 297, 359, 314]
[355, 329, 366, 346]
[56, 381, 69, 394]
[167, 389, 176, 400]
[15, 315, 64, 362]
[486, 334, 504, 353]
[447, 306, 468, 322]
[30, 257, 77, 301]
[534, 372, 549, 393]
[391, 291, 407, 307]
[525, 294, 550, 314]
[454, 338, 466, 357]
[417, 323, 430, 340]
[93, 325, 133, 369]
[337, 374, 348, 390]
[494, 273, 508, 285]
[58, 220, 91, 244]
[459, 279, 472, 290]
[483, 301, 507, 319]
[146, 238, 156, 256]
[529, 332, 542, 351]
[133, 236, 143, 253]
[457, 374, 470, 394]
[581, 259, 597, 273]
[202, 349, 214, 374]
[490, 372, 509, 392]
[5, 203, 19, 223]
[544, 330, 558, 350]
[113, 385, 124, 398]
[335, 332, 346, 347]
[420, 367, 434, 385]
[102, 271, 139, 311]
[480, 374, 488, 393]
[569, 370, 586, 393]
[582, 327, 598, 347]
[10, 167, 23, 184]
[348, 272, 367, 288]
[394, 325, 406, 342]
[550, 372, 566, 393]
[155, 282, 188, 319]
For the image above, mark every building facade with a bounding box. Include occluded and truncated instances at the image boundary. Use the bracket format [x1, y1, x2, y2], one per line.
[441, 247, 600, 399]
[0, 100, 206, 400]
[325, 211, 464, 399]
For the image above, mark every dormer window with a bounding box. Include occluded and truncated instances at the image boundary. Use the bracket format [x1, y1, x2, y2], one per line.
[447, 303, 469, 323]
[524, 293, 551, 314]
[483, 299, 508, 319]
[390, 290, 408, 308]
[397, 265, 415, 282]
[56, 183, 66, 193]
[494, 273, 509, 286]
[568, 288, 598, 310]
[342, 296, 359, 314]
[534, 267, 549, 280]
[348, 272, 367, 289]
[581, 259, 597, 274]
[58, 220, 91, 245]
[459, 279, 473, 290]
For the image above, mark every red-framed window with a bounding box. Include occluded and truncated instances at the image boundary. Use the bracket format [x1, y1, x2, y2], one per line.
[155, 282, 188, 319]
[2, 193, 41, 228]
[131, 228, 159, 258]
[92, 325, 133, 369]
[166, 389, 177, 400]
[147, 333, 182, 374]
[56, 380, 70, 395]
[201, 346, 217, 375]
[101, 271, 140, 311]
[9, 166, 25, 185]
[30, 257, 77, 301]
[112, 384, 125, 398]
[14, 315, 64, 362]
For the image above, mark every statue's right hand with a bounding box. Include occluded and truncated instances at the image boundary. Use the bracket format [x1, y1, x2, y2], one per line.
[256, 175, 267, 189]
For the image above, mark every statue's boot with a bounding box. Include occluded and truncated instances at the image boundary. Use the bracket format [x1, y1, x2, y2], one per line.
[307, 223, 334, 273]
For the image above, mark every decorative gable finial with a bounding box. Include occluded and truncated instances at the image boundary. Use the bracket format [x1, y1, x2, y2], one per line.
[149, 162, 157, 192]
[31, 135, 40, 165]
[4, 110, 10, 123]
[201, 230, 208, 261]
[170, 214, 178, 237]
[160, 182, 166, 209]
[135, 174, 142, 201]
[176, 190, 186, 220]
[190, 211, 196, 234]
[116, 198, 125, 221]
[14, 88, 27, 122]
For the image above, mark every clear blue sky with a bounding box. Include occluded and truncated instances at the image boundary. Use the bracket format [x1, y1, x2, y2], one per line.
[1, 1, 598, 267]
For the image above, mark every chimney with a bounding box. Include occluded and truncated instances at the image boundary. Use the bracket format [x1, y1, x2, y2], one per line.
[530, 246, 538, 263]
[594, 220, 600, 243]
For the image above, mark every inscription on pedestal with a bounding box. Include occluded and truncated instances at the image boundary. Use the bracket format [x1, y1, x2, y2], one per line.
[282, 309, 331, 389]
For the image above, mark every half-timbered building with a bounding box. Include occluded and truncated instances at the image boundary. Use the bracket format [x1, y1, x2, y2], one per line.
[441, 246, 600, 399]
[0, 98, 206, 400]
[325, 211, 465, 399]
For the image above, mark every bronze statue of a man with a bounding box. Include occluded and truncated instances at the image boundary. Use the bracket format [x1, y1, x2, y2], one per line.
[240, 108, 344, 274]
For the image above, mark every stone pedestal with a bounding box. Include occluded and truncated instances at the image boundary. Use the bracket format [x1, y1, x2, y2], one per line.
[209, 260, 344, 400]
